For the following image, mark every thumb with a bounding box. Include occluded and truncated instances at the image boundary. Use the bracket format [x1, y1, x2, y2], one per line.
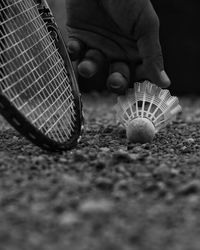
[134, 1, 171, 88]
[135, 57, 171, 88]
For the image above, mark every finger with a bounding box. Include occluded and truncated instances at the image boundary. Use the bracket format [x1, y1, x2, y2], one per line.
[134, 1, 171, 88]
[78, 49, 105, 78]
[67, 38, 85, 61]
[107, 62, 130, 95]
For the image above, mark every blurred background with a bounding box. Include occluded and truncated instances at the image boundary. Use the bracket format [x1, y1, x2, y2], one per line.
[47, 0, 200, 95]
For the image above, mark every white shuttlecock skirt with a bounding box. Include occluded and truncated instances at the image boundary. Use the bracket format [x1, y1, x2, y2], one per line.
[115, 81, 182, 142]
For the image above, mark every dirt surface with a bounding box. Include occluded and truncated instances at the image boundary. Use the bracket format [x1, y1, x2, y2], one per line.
[1, 94, 200, 250]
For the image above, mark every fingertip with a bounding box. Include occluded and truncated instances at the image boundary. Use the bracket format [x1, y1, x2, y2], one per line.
[67, 39, 83, 61]
[77, 50, 105, 78]
[107, 72, 129, 95]
[78, 60, 98, 78]
[159, 70, 171, 88]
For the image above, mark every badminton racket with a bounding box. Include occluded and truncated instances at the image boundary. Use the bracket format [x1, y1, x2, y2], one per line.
[0, 0, 83, 151]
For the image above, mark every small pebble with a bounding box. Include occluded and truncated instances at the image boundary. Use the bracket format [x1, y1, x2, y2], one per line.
[32, 156, 45, 163]
[59, 212, 80, 226]
[17, 155, 27, 160]
[59, 157, 68, 163]
[114, 179, 129, 190]
[127, 145, 143, 152]
[100, 147, 110, 152]
[178, 180, 200, 195]
[153, 164, 170, 178]
[129, 153, 140, 161]
[73, 151, 88, 162]
[170, 168, 180, 177]
[95, 177, 113, 190]
[79, 199, 114, 214]
[62, 174, 88, 188]
[185, 138, 195, 144]
[112, 150, 132, 163]
[180, 146, 191, 153]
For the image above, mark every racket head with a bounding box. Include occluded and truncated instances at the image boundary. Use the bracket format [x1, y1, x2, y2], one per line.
[0, 0, 83, 151]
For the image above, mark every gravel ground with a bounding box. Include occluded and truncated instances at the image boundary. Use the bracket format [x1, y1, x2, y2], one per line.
[1, 94, 200, 250]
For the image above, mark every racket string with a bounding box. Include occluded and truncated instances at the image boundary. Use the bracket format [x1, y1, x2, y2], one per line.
[17, 62, 68, 112]
[0, 0, 76, 142]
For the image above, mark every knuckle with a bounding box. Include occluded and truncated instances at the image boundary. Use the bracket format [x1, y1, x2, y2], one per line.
[144, 11, 160, 32]
[150, 13, 160, 29]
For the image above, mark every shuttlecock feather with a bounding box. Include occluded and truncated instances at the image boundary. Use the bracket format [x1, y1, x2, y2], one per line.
[115, 81, 182, 143]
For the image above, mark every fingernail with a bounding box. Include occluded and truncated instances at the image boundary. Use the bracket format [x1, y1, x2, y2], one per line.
[107, 72, 128, 94]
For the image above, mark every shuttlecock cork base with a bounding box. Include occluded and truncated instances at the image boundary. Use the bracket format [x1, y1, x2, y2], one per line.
[126, 118, 155, 143]
[115, 81, 182, 144]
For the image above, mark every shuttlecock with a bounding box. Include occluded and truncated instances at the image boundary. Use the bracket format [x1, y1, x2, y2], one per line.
[115, 81, 182, 143]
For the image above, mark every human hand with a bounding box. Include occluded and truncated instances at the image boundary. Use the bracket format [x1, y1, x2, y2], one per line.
[66, 0, 171, 94]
